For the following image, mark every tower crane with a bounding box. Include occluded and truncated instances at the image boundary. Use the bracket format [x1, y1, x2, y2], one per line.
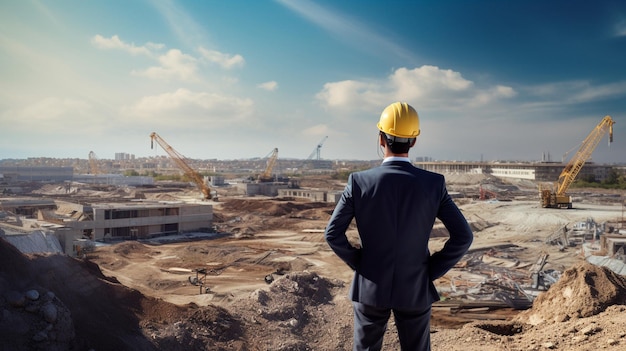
[539, 115, 615, 208]
[258, 148, 279, 182]
[149, 132, 214, 200]
[88, 151, 101, 175]
[307, 136, 328, 160]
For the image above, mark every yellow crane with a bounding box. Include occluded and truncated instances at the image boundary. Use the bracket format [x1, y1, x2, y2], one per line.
[149, 132, 214, 200]
[539, 115, 615, 208]
[258, 148, 278, 182]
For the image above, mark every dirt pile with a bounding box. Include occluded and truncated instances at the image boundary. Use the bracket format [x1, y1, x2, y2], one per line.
[219, 198, 332, 218]
[0, 238, 232, 350]
[232, 271, 354, 350]
[214, 198, 334, 236]
[0, 238, 355, 350]
[431, 261, 626, 351]
[518, 261, 626, 325]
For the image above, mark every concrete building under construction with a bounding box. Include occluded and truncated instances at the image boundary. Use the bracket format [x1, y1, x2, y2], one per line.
[1, 197, 213, 256]
[90, 202, 213, 241]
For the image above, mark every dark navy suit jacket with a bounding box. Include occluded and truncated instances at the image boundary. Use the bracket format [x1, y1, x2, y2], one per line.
[325, 160, 473, 310]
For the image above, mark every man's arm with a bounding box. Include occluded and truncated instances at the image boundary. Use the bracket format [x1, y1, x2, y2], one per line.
[325, 176, 360, 270]
[429, 187, 473, 280]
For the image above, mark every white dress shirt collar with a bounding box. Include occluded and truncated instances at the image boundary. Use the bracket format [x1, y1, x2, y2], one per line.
[382, 156, 411, 164]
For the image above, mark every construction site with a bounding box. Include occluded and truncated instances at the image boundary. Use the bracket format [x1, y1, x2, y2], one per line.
[2, 120, 626, 350]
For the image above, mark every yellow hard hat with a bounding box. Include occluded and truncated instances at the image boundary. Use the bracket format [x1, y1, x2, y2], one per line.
[377, 102, 420, 138]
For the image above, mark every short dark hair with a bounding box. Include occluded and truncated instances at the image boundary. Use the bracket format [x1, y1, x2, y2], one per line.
[380, 132, 414, 154]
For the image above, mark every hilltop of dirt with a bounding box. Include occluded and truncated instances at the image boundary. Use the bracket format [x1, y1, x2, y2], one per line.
[517, 261, 626, 325]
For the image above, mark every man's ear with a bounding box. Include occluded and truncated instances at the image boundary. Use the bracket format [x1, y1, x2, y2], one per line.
[379, 133, 387, 147]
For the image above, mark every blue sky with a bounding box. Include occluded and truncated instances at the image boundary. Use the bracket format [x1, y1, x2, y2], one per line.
[1, 0, 625, 163]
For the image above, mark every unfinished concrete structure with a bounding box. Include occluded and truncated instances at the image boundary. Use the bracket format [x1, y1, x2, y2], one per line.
[277, 188, 340, 203]
[91, 202, 213, 241]
[1, 197, 214, 256]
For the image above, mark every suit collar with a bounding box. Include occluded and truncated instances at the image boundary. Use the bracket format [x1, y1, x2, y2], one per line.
[382, 156, 411, 164]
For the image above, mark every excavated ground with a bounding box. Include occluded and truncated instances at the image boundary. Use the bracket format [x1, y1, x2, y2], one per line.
[1, 174, 626, 350]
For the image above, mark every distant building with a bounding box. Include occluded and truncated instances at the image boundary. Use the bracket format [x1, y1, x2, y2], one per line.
[114, 152, 135, 160]
[414, 161, 614, 182]
[0, 166, 73, 182]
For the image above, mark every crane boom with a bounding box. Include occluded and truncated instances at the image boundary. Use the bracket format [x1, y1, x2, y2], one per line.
[149, 132, 213, 200]
[307, 136, 328, 160]
[258, 148, 278, 182]
[556, 115, 614, 195]
[540, 115, 615, 208]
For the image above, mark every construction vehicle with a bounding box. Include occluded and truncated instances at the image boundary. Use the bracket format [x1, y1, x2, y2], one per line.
[539, 115, 615, 208]
[479, 185, 498, 201]
[149, 132, 215, 201]
[258, 148, 278, 182]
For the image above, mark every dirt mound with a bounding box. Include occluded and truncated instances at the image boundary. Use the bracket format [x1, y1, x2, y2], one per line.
[517, 261, 626, 325]
[113, 241, 152, 256]
[235, 271, 354, 350]
[1, 237, 358, 350]
[431, 262, 626, 351]
[220, 198, 332, 217]
[0, 238, 245, 350]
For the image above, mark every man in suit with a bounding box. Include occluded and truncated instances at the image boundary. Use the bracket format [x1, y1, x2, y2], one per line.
[325, 102, 473, 351]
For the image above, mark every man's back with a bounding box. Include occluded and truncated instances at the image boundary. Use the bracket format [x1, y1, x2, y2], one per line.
[327, 161, 471, 309]
[324, 101, 473, 350]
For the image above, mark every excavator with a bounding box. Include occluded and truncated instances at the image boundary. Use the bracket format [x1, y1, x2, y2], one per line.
[149, 132, 215, 201]
[539, 115, 615, 208]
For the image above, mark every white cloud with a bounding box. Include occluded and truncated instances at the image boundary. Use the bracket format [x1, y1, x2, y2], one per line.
[614, 19, 626, 37]
[302, 124, 331, 137]
[20, 97, 91, 120]
[91, 34, 163, 56]
[198, 47, 245, 69]
[257, 81, 278, 91]
[3, 97, 103, 134]
[524, 80, 626, 105]
[316, 80, 383, 110]
[568, 81, 626, 103]
[316, 65, 517, 111]
[390, 66, 473, 96]
[277, 0, 416, 63]
[123, 88, 254, 126]
[132, 49, 198, 81]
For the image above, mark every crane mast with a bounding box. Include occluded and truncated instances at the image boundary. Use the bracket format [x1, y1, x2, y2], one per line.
[258, 148, 278, 182]
[540, 115, 615, 208]
[149, 132, 213, 200]
[88, 151, 101, 175]
[307, 136, 328, 160]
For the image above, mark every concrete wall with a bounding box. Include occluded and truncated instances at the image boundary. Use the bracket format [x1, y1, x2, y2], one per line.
[245, 182, 290, 196]
[91, 202, 213, 241]
[278, 188, 341, 203]
[0, 166, 73, 182]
